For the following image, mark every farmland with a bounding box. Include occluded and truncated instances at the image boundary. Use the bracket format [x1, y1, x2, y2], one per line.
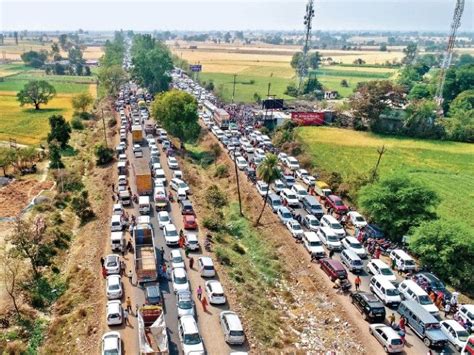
[172, 43, 399, 102]
[0, 63, 96, 145]
[297, 127, 474, 227]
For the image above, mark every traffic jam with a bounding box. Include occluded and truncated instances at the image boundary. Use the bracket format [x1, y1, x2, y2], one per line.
[171, 68, 474, 354]
[100, 81, 249, 355]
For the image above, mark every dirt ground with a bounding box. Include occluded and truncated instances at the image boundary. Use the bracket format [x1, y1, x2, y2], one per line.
[0, 179, 54, 218]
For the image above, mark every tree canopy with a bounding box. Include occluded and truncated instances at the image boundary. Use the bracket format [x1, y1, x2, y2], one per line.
[98, 65, 128, 96]
[358, 174, 439, 242]
[151, 90, 200, 142]
[403, 99, 444, 139]
[410, 220, 474, 294]
[47, 115, 71, 149]
[20, 50, 48, 68]
[17, 80, 56, 110]
[131, 34, 173, 94]
[71, 92, 94, 113]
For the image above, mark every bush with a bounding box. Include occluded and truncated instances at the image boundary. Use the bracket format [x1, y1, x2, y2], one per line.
[71, 190, 95, 223]
[71, 117, 84, 130]
[53, 170, 84, 192]
[214, 164, 229, 178]
[215, 248, 232, 266]
[232, 242, 246, 255]
[203, 214, 225, 231]
[94, 144, 114, 165]
[107, 117, 116, 128]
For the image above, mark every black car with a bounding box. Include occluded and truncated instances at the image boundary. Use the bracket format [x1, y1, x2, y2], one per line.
[350, 292, 386, 322]
[179, 199, 195, 215]
[414, 272, 452, 302]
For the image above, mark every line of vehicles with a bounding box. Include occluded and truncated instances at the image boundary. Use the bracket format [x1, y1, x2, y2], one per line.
[103, 81, 249, 355]
[172, 69, 474, 354]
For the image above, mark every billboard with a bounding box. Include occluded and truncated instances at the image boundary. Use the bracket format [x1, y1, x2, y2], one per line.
[290, 112, 325, 126]
[262, 98, 284, 110]
[189, 64, 202, 72]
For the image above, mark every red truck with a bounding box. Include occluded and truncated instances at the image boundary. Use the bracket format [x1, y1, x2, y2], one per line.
[325, 195, 349, 214]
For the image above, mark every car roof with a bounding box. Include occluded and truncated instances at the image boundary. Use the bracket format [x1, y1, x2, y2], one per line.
[165, 224, 177, 231]
[174, 267, 186, 277]
[345, 236, 359, 243]
[461, 304, 474, 312]
[360, 292, 382, 304]
[207, 280, 224, 293]
[374, 325, 400, 339]
[442, 319, 467, 331]
[107, 275, 120, 284]
[184, 215, 195, 220]
[158, 211, 169, 217]
[199, 256, 213, 266]
[171, 249, 181, 257]
[221, 311, 243, 330]
[304, 231, 319, 241]
[177, 290, 192, 300]
[180, 315, 199, 333]
[107, 300, 121, 313]
[111, 214, 122, 222]
[328, 194, 341, 201]
[323, 214, 339, 222]
[305, 214, 317, 220]
[102, 332, 120, 350]
[322, 258, 345, 270]
[370, 259, 390, 268]
[186, 233, 198, 241]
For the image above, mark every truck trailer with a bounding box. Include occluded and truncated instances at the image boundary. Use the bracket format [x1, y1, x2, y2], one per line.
[133, 223, 157, 284]
[134, 159, 153, 196]
[132, 125, 143, 144]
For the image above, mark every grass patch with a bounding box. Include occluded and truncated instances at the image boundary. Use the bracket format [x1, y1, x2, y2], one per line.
[297, 127, 474, 227]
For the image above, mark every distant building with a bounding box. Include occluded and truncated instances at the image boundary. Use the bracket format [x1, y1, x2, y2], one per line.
[85, 59, 99, 67]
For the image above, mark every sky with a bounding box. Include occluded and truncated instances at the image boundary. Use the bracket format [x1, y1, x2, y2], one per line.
[0, 0, 473, 32]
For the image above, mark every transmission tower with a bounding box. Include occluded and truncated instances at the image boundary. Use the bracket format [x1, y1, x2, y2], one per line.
[298, 0, 315, 91]
[435, 0, 465, 109]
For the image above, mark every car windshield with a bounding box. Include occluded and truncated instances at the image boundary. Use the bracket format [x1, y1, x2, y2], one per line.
[386, 289, 399, 296]
[175, 275, 187, 284]
[287, 194, 297, 199]
[159, 215, 169, 222]
[334, 200, 344, 206]
[104, 348, 119, 355]
[172, 256, 183, 263]
[355, 216, 365, 222]
[350, 242, 363, 249]
[166, 229, 178, 237]
[328, 235, 339, 242]
[178, 299, 193, 309]
[109, 283, 119, 290]
[106, 260, 117, 267]
[184, 333, 201, 345]
[282, 212, 291, 219]
[419, 295, 433, 305]
[380, 268, 394, 276]
[353, 260, 363, 266]
[309, 241, 321, 246]
[431, 280, 445, 289]
[391, 338, 403, 345]
[458, 330, 469, 342]
[310, 220, 319, 226]
[179, 183, 187, 189]
[331, 223, 343, 230]
[230, 330, 245, 337]
[260, 185, 268, 191]
[405, 260, 415, 266]
[299, 190, 308, 195]
[292, 224, 302, 231]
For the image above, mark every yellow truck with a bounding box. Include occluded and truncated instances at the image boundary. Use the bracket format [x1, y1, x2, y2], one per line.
[134, 159, 152, 196]
[314, 181, 332, 199]
[132, 125, 143, 144]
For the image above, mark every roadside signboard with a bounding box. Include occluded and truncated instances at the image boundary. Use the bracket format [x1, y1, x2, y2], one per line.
[290, 111, 325, 126]
[189, 64, 202, 72]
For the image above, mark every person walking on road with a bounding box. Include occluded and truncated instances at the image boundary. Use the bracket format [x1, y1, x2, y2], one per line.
[389, 313, 396, 327]
[189, 256, 194, 270]
[100, 257, 104, 266]
[329, 249, 335, 258]
[101, 266, 107, 279]
[197, 285, 203, 301]
[201, 296, 208, 312]
[126, 296, 132, 314]
[123, 309, 130, 325]
[399, 316, 406, 331]
[185, 247, 190, 258]
[354, 275, 361, 291]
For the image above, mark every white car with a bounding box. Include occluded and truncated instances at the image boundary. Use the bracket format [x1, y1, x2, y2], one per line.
[151, 162, 162, 171]
[296, 169, 309, 179]
[118, 153, 127, 162]
[146, 138, 155, 146]
[198, 256, 216, 277]
[285, 156, 300, 170]
[302, 214, 320, 231]
[118, 175, 127, 186]
[302, 175, 316, 186]
[347, 211, 368, 228]
[317, 227, 342, 250]
[286, 219, 304, 240]
[341, 237, 367, 258]
[101, 331, 122, 355]
[367, 259, 397, 282]
[106, 275, 123, 300]
[157, 211, 171, 229]
[112, 203, 124, 216]
[176, 290, 195, 318]
[220, 311, 246, 345]
[184, 232, 200, 251]
[456, 305, 474, 333]
[369, 324, 404, 353]
[164, 224, 179, 246]
[440, 320, 470, 351]
[170, 178, 189, 193]
[133, 144, 142, 154]
[281, 189, 299, 207]
[167, 156, 179, 169]
[205, 280, 226, 305]
[256, 181, 269, 197]
[178, 315, 204, 355]
[236, 157, 247, 170]
[174, 170, 183, 180]
[291, 184, 308, 201]
[277, 207, 293, 224]
[106, 300, 123, 326]
[104, 254, 120, 275]
[150, 146, 160, 157]
[273, 179, 285, 194]
[170, 249, 185, 269]
[277, 152, 288, 163]
[302, 232, 326, 259]
[320, 215, 346, 238]
[172, 267, 190, 294]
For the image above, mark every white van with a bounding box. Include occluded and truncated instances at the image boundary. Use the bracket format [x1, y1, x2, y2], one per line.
[281, 189, 299, 207]
[138, 196, 151, 215]
[154, 169, 167, 186]
[398, 280, 439, 316]
[291, 184, 308, 201]
[340, 249, 363, 273]
[110, 215, 123, 232]
[320, 215, 346, 238]
[198, 257, 215, 277]
[390, 249, 416, 272]
[370, 275, 402, 307]
[367, 259, 397, 282]
[110, 231, 125, 252]
[220, 311, 246, 345]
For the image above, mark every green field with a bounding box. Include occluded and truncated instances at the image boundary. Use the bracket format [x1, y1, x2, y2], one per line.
[297, 127, 474, 227]
[0, 64, 96, 145]
[200, 65, 396, 103]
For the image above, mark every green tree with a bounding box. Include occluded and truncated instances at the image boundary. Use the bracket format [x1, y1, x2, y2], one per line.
[20, 50, 48, 68]
[358, 174, 439, 242]
[71, 190, 94, 224]
[68, 45, 84, 66]
[58, 34, 69, 51]
[98, 65, 128, 96]
[457, 54, 474, 67]
[205, 185, 228, 211]
[353, 58, 366, 65]
[94, 144, 114, 165]
[51, 42, 61, 61]
[403, 99, 444, 139]
[17, 80, 56, 110]
[402, 42, 417, 65]
[71, 92, 94, 113]
[151, 90, 200, 142]
[0, 147, 17, 175]
[307, 52, 322, 69]
[409, 220, 474, 293]
[340, 79, 349, 88]
[303, 77, 323, 95]
[48, 142, 64, 169]
[379, 44, 387, 52]
[47, 115, 71, 148]
[290, 52, 304, 70]
[442, 64, 474, 111]
[449, 89, 474, 112]
[255, 154, 281, 225]
[397, 66, 422, 90]
[443, 92, 474, 143]
[408, 83, 432, 100]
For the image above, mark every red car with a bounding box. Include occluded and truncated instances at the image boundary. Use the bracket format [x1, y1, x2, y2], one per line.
[325, 195, 349, 214]
[320, 258, 348, 281]
[183, 215, 197, 230]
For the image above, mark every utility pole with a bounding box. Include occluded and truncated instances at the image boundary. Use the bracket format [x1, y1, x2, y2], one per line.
[101, 109, 108, 147]
[231, 74, 237, 104]
[371, 145, 386, 182]
[298, 0, 315, 91]
[233, 154, 243, 216]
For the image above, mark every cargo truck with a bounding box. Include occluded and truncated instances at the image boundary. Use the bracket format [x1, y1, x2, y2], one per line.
[138, 305, 168, 354]
[133, 223, 157, 284]
[314, 181, 332, 200]
[132, 125, 143, 144]
[134, 159, 152, 196]
[214, 108, 230, 130]
[144, 120, 156, 136]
